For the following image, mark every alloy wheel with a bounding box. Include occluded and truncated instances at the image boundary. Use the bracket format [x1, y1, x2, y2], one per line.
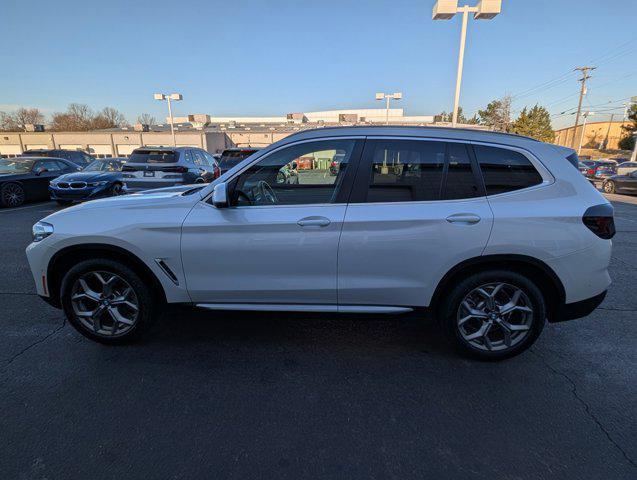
[604, 181, 614, 193]
[2, 184, 25, 207]
[70, 271, 139, 337]
[457, 282, 534, 352]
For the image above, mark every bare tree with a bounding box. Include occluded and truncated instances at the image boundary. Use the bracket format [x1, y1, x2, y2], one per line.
[0, 108, 45, 131]
[137, 113, 156, 126]
[51, 103, 96, 131]
[92, 107, 128, 129]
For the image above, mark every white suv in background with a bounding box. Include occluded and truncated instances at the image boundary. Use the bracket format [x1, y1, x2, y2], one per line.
[26, 127, 614, 360]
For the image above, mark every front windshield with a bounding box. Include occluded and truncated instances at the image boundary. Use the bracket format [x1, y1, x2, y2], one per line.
[0, 159, 34, 173]
[84, 160, 104, 172]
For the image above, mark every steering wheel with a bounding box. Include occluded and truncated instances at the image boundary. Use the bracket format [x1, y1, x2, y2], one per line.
[256, 180, 278, 204]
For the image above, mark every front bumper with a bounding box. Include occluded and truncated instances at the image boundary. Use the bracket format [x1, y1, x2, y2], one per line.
[552, 290, 607, 323]
[49, 184, 113, 201]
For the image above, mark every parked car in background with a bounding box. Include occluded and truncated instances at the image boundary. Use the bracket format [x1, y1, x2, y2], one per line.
[27, 126, 613, 360]
[21, 149, 94, 168]
[218, 148, 260, 175]
[1, 157, 80, 207]
[49, 158, 127, 205]
[602, 170, 637, 195]
[121, 147, 220, 191]
[616, 161, 637, 176]
[594, 164, 617, 180]
[581, 160, 617, 181]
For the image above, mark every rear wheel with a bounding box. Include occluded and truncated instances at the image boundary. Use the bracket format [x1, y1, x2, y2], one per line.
[440, 270, 545, 360]
[60, 259, 158, 344]
[1, 182, 25, 208]
[603, 180, 616, 194]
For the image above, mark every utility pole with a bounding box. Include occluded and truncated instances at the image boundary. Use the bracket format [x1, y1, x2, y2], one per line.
[571, 66, 596, 148]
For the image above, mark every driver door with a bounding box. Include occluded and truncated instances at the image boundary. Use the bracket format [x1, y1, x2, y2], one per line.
[181, 138, 364, 306]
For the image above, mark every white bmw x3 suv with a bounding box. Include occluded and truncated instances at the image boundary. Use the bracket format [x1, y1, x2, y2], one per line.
[26, 127, 614, 359]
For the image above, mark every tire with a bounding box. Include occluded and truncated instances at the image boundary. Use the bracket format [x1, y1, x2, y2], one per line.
[603, 181, 616, 194]
[440, 270, 546, 360]
[1, 182, 26, 208]
[60, 258, 159, 344]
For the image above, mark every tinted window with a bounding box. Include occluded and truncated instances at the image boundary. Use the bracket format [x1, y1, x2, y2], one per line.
[38, 160, 63, 171]
[231, 140, 356, 206]
[219, 149, 259, 170]
[192, 150, 206, 166]
[474, 145, 543, 195]
[128, 150, 177, 164]
[444, 142, 480, 200]
[203, 152, 216, 167]
[365, 140, 445, 202]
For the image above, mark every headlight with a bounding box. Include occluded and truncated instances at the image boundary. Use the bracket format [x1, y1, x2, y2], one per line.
[32, 221, 54, 242]
[88, 181, 109, 187]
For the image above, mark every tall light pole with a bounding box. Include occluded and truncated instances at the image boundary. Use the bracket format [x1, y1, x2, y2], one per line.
[154, 93, 183, 146]
[375, 92, 403, 124]
[433, 1, 502, 127]
[577, 111, 594, 155]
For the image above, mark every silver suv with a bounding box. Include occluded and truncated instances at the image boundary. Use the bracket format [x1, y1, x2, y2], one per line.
[27, 127, 614, 360]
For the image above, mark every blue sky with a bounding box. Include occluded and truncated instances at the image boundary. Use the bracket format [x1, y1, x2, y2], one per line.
[1, 0, 635, 128]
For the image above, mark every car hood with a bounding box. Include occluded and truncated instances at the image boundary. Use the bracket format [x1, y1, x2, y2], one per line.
[45, 187, 203, 218]
[55, 171, 120, 182]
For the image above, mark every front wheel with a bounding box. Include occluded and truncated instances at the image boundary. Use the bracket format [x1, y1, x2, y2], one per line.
[1, 182, 25, 208]
[440, 270, 546, 360]
[603, 181, 616, 194]
[60, 259, 158, 344]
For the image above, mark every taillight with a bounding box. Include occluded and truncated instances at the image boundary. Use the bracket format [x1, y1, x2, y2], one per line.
[587, 169, 594, 175]
[582, 204, 615, 239]
[174, 166, 188, 173]
[331, 161, 337, 167]
[213, 165, 220, 178]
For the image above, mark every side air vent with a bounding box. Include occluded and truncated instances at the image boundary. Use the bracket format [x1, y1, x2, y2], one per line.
[155, 259, 179, 285]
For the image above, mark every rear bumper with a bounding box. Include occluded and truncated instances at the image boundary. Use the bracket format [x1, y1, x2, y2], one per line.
[552, 290, 607, 323]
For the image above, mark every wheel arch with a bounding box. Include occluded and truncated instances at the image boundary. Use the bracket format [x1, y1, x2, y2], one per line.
[430, 254, 566, 323]
[46, 243, 167, 308]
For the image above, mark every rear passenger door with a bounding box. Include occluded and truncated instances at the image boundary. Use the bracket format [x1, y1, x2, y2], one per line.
[337, 138, 494, 309]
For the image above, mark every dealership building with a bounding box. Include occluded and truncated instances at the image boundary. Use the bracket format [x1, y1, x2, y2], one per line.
[0, 108, 440, 158]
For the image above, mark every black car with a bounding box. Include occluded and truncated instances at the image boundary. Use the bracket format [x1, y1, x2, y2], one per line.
[218, 148, 260, 175]
[121, 147, 220, 191]
[21, 149, 94, 168]
[0, 157, 80, 208]
[49, 158, 127, 205]
[602, 170, 637, 195]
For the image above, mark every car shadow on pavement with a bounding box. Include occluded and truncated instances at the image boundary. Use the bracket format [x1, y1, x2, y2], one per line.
[139, 305, 454, 358]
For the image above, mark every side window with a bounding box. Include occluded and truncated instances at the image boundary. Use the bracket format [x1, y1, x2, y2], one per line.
[203, 152, 216, 166]
[40, 160, 62, 171]
[365, 140, 445, 202]
[183, 150, 194, 164]
[444, 142, 480, 200]
[231, 139, 357, 206]
[474, 145, 543, 195]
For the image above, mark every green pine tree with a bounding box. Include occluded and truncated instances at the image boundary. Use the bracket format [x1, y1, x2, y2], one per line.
[512, 105, 554, 143]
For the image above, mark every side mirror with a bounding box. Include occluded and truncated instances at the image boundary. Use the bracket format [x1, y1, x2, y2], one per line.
[212, 182, 229, 208]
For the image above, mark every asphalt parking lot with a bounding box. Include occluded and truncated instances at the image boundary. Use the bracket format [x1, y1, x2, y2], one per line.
[1, 197, 636, 479]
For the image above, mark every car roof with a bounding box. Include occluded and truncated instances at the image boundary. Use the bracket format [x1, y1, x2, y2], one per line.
[280, 125, 540, 144]
[11, 156, 69, 161]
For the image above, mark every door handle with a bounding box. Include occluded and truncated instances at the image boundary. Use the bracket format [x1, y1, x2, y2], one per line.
[446, 213, 481, 224]
[297, 216, 331, 227]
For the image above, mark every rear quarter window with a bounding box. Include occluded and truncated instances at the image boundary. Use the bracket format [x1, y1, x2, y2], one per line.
[474, 145, 543, 195]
